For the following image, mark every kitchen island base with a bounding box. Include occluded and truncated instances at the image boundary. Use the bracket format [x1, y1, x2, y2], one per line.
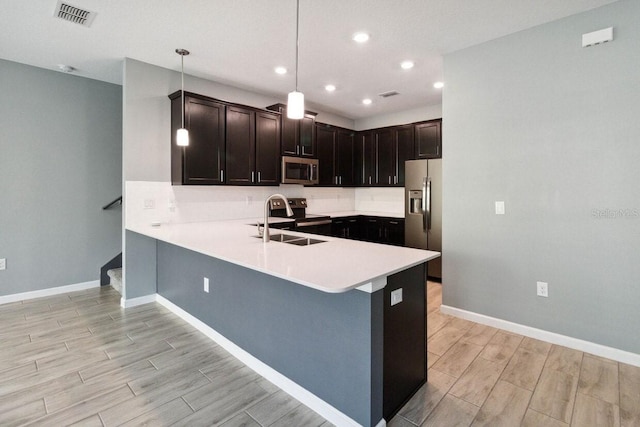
[124, 230, 429, 426]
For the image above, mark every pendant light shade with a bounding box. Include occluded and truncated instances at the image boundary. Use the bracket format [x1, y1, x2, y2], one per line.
[287, 91, 304, 119]
[176, 48, 190, 147]
[176, 128, 189, 146]
[287, 0, 304, 120]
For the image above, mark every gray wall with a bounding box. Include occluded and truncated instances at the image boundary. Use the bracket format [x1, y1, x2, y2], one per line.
[0, 59, 122, 296]
[124, 231, 157, 300]
[442, 0, 640, 353]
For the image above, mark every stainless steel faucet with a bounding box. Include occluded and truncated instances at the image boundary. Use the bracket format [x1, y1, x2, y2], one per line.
[263, 194, 294, 242]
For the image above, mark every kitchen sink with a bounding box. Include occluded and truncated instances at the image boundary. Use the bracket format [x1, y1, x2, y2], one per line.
[254, 233, 326, 246]
[284, 237, 326, 246]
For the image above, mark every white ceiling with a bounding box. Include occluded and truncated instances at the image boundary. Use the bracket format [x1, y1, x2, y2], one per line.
[0, 0, 618, 119]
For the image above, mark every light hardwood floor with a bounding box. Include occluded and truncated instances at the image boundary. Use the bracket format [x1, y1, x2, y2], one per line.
[1, 283, 639, 426]
[389, 281, 640, 427]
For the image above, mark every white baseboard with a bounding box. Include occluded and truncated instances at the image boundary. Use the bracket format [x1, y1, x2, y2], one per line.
[120, 294, 157, 308]
[0, 280, 100, 305]
[441, 305, 640, 367]
[156, 294, 370, 427]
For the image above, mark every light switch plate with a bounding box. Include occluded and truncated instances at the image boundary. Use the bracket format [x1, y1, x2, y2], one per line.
[391, 288, 403, 306]
[495, 201, 505, 215]
[203, 277, 209, 293]
[0, 258, 5, 270]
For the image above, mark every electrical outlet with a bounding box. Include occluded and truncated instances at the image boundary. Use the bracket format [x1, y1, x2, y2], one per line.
[537, 281, 548, 297]
[203, 277, 209, 293]
[495, 201, 505, 215]
[143, 199, 155, 209]
[0, 258, 6, 270]
[391, 288, 403, 306]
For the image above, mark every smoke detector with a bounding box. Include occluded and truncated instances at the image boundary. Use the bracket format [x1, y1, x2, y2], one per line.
[378, 90, 400, 98]
[54, 1, 96, 27]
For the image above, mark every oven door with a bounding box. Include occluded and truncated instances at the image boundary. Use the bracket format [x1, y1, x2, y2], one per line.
[295, 219, 332, 236]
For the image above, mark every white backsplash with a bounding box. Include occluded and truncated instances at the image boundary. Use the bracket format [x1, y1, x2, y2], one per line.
[354, 187, 405, 215]
[125, 181, 357, 228]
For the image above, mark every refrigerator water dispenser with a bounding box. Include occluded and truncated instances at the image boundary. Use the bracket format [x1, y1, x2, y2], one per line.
[408, 190, 423, 214]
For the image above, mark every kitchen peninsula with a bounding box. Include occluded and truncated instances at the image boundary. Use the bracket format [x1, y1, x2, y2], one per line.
[125, 220, 440, 427]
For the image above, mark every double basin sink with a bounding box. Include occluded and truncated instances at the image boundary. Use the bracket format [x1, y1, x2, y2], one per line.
[255, 233, 326, 246]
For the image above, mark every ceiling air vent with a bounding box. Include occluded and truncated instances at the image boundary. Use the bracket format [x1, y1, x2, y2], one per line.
[378, 91, 399, 98]
[54, 1, 96, 27]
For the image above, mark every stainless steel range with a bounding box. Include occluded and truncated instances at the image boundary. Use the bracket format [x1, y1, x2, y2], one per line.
[269, 198, 332, 236]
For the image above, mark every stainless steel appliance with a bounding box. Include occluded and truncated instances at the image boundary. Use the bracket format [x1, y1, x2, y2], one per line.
[281, 156, 319, 185]
[405, 159, 442, 279]
[270, 197, 332, 235]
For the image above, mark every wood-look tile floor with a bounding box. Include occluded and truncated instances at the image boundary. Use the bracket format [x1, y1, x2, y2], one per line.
[389, 281, 640, 427]
[0, 286, 332, 427]
[3, 284, 640, 427]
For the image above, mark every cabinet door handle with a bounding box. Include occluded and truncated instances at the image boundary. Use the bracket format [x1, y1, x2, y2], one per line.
[221, 170, 224, 182]
[257, 171, 261, 183]
[389, 221, 399, 225]
[296, 146, 300, 155]
[388, 176, 392, 185]
[251, 171, 255, 183]
[339, 176, 342, 185]
[369, 176, 372, 185]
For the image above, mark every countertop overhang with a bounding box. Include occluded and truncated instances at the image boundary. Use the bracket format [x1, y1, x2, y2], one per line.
[127, 219, 439, 294]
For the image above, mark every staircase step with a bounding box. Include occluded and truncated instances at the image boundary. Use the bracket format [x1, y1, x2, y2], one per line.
[107, 268, 123, 295]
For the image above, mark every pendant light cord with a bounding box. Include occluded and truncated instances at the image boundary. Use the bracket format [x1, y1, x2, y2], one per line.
[295, 0, 299, 92]
[181, 54, 185, 129]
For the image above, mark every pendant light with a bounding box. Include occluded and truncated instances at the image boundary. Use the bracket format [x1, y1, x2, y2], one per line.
[176, 48, 190, 146]
[287, 0, 304, 119]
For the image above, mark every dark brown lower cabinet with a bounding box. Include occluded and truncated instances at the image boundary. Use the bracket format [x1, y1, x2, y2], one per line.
[331, 216, 404, 246]
[383, 263, 427, 420]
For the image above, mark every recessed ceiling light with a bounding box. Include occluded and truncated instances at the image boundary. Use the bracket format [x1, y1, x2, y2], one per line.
[400, 61, 414, 70]
[433, 81, 444, 89]
[57, 64, 75, 73]
[353, 32, 370, 43]
[325, 84, 336, 92]
[362, 98, 372, 105]
[275, 66, 287, 75]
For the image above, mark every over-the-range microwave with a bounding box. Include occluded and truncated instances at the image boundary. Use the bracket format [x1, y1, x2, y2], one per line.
[281, 156, 319, 185]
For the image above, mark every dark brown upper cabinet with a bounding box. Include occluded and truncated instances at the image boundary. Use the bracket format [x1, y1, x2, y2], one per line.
[226, 105, 280, 186]
[395, 124, 415, 186]
[355, 131, 375, 186]
[415, 119, 442, 159]
[316, 123, 354, 186]
[170, 91, 280, 186]
[356, 124, 414, 187]
[266, 103, 317, 158]
[170, 91, 225, 185]
[254, 111, 281, 185]
[375, 128, 395, 186]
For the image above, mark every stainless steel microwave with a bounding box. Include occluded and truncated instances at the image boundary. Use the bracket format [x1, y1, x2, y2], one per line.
[281, 156, 319, 185]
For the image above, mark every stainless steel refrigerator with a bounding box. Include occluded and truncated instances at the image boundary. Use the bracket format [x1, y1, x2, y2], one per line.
[405, 159, 442, 279]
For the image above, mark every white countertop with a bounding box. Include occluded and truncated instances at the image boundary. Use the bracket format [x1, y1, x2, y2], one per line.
[127, 219, 438, 294]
